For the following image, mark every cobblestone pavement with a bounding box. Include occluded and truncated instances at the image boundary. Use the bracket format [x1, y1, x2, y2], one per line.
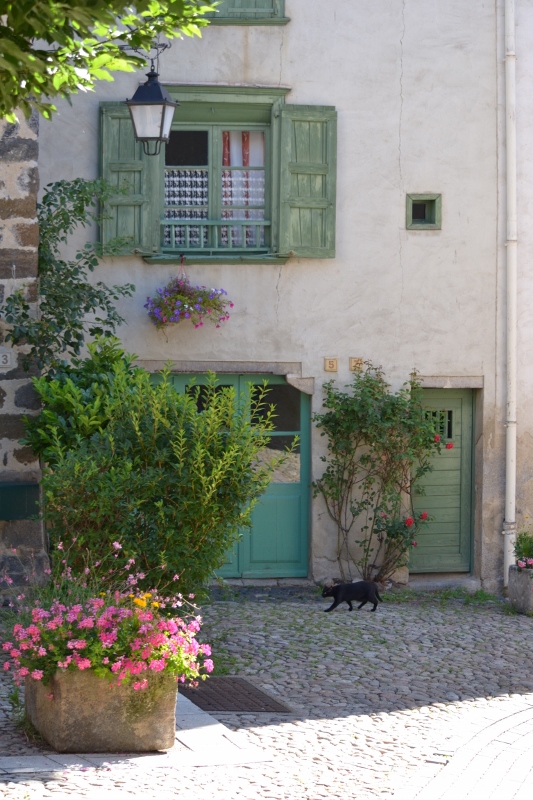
[1, 586, 533, 799]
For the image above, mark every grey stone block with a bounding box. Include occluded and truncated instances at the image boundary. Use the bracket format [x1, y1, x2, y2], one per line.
[25, 671, 178, 753]
[508, 565, 533, 614]
[14, 383, 40, 409]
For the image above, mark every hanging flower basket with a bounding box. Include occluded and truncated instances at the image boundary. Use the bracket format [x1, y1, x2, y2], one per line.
[145, 272, 234, 330]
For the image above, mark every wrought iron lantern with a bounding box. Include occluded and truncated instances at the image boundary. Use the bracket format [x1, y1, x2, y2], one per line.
[126, 57, 178, 156]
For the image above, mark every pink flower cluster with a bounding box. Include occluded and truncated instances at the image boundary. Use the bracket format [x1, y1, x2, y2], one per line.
[2, 592, 213, 690]
[517, 559, 533, 568]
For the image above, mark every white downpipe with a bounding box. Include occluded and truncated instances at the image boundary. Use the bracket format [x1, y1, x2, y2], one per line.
[503, 0, 518, 587]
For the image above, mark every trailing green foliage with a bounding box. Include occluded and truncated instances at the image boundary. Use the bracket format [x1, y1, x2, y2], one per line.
[41, 366, 283, 597]
[0, 1, 215, 121]
[514, 529, 533, 561]
[2, 179, 135, 373]
[313, 363, 442, 582]
[22, 338, 136, 465]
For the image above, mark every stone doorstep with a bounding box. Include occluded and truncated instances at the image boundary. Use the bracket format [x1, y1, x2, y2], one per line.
[0, 694, 272, 775]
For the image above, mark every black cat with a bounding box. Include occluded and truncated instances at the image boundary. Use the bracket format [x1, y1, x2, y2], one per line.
[322, 581, 383, 612]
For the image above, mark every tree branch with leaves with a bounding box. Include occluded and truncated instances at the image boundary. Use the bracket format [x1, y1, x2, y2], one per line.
[0, 0, 216, 121]
[1, 178, 135, 373]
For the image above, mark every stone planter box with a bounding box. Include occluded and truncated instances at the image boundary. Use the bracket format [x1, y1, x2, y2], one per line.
[25, 670, 178, 752]
[508, 565, 533, 614]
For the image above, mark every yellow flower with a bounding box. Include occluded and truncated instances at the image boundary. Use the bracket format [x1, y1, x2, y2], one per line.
[99, 592, 106, 597]
[133, 598, 147, 608]
[151, 601, 160, 608]
[143, 593, 152, 599]
[128, 593, 135, 598]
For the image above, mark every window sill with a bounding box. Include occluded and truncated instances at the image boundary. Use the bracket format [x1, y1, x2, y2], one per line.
[206, 17, 290, 25]
[143, 254, 290, 266]
[406, 224, 441, 231]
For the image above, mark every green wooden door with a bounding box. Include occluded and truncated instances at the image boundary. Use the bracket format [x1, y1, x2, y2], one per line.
[410, 389, 473, 573]
[169, 374, 310, 579]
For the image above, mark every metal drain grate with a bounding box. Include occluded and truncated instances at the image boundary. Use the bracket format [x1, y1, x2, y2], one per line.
[179, 677, 292, 713]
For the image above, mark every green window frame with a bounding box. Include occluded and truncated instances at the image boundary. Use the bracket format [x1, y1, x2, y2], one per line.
[163, 123, 271, 255]
[406, 193, 442, 230]
[100, 87, 337, 263]
[204, 0, 289, 25]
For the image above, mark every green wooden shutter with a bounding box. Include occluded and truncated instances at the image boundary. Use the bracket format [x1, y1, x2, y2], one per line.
[277, 105, 337, 258]
[100, 103, 160, 255]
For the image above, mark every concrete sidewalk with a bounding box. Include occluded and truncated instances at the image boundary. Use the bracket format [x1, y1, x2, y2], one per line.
[0, 694, 272, 776]
[411, 703, 533, 800]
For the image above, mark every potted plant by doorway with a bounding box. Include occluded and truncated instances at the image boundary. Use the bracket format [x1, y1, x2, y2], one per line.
[1, 548, 213, 753]
[508, 528, 533, 614]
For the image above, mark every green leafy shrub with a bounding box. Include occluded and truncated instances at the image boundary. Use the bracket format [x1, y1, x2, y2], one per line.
[514, 530, 533, 562]
[313, 363, 444, 582]
[22, 338, 136, 466]
[41, 366, 283, 597]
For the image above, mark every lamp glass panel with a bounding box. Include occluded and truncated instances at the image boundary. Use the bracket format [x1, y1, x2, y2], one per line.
[161, 104, 176, 140]
[130, 104, 164, 140]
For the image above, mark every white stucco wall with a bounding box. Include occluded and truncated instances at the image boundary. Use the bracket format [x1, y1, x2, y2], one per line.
[38, 0, 510, 588]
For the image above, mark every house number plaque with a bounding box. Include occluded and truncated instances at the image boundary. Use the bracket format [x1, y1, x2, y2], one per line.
[324, 358, 338, 372]
[349, 357, 363, 372]
[0, 351, 11, 371]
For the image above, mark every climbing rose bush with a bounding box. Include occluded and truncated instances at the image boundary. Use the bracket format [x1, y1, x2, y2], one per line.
[2, 589, 213, 689]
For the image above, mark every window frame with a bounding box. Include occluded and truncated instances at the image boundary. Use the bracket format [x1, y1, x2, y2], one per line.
[100, 89, 337, 263]
[161, 122, 272, 256]
[204, 0, 289, 25]
[406, 193, 442, 230]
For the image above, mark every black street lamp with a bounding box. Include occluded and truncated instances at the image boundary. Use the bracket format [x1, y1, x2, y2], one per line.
[126, 59, 178, 156]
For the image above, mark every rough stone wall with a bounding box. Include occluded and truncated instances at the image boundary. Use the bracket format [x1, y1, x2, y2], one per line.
[0, 112, 48, 588]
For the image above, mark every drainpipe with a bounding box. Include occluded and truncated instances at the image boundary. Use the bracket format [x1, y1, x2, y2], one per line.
[502, 0, 518, 587]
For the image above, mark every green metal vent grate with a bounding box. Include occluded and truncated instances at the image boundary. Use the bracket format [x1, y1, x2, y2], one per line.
[0, 484, 40, 520]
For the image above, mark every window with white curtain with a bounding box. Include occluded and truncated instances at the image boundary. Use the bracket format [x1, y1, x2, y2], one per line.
[163, 126, 268, 253]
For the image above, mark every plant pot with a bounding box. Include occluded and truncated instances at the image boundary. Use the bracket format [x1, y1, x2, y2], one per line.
[508, 565, 533, 614]
[25, 670, 177, 752]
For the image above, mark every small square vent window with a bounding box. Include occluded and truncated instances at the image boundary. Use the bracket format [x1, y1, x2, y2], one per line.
[406, 194, 442, 230]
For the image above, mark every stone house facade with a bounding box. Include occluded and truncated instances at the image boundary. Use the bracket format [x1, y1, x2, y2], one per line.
[0, 112, 47, 585]
[3, 0, 533, 592]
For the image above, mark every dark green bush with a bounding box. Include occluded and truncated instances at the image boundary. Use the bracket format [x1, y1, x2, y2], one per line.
[41, 364, 282, 597]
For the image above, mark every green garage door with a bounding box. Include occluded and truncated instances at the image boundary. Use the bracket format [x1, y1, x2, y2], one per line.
[169, 374, 310, 579]
[410, 389, 473, 573]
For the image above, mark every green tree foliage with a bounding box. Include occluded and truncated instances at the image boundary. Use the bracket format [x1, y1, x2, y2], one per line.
[40, 364, 283, 597]
[0, 1, 215, 121]
[313, 363, 443, 582]
[1, 179, 135, 373]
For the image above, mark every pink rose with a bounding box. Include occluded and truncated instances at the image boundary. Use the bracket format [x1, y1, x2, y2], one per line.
[446, 442, 454, 450]
[434, 434, 441, 443]
[405, 517, 414, 527]
[420, 511, 428, 520]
